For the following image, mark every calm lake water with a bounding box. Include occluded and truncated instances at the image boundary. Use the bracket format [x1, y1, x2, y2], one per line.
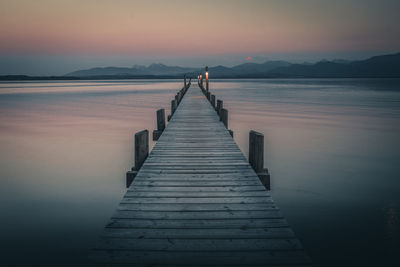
[0, 79, 399, 266]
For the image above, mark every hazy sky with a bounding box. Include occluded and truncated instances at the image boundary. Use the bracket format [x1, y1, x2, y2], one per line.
[0, 0, 399, 75]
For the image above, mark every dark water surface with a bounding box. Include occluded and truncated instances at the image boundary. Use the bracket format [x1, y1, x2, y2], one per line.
[0, 79, 399, 266]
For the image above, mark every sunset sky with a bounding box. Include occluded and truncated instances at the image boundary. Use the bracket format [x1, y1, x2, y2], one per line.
[1, 0, 399, 75]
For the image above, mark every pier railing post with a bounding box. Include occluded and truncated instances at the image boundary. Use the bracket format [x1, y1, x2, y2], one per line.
[249, 130, 270, 190]
[206, 92, 211, 101]
[168, 99, 177, 121]
[152, 108, 165, 141]
[211, 94, 216, 109]
[135, 130, 149, 169]
[126, 129, 149, 187]
[220, 108, 228, 128]
[216, 99, 223, 114]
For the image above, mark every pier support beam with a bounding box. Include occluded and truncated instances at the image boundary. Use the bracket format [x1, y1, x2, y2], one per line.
[220, 108, 233, 138]
[220, 108, 228, 128]
[126, 130, 149, 188]
[152, 109, 165, 141]
[216, 99, 223, 115]
[249, 130, 270, 190]
[210, 94, 216, 109]
[168, 99, 177, 121]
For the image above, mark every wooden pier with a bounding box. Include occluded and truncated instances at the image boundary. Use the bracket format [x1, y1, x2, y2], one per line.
[90, 81, 310, 265]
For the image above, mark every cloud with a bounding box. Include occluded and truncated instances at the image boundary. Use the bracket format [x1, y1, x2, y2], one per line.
[246, 56, 253, 61]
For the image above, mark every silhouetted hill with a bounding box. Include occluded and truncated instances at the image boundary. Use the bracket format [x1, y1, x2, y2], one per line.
[2, 52, 399, 80]
[205, 61, 291, 78]
[267, 53, 400, 78]
[231, 61, 291, 74]
[65, 64, 198, 77]
[63, 53, 400, 78]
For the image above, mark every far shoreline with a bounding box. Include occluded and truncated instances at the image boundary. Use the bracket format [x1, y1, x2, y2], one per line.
[1, 75, 400, 81]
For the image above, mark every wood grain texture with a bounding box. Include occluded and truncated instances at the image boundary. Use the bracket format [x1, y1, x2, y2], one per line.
[90, 84, 310, 266]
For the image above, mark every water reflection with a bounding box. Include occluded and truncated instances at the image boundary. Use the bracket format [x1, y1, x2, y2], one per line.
[386, 206, 400, 240]
[0, 79, 400, 266]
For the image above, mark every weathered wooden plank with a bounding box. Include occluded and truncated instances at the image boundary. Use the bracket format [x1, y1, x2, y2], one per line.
[105, 218, 289, 229]
[135, 173, 256, 178]
[112, 210, 282, 220]
[133, 176, 257, 181]
[137, 171, 255, 176]
[90, 83, 309, 266]
[124, 191, 270, 198]
[130, 181, 263, 187]
[95, 238, 303, 251]
[128, 185, 266, 191]
[101, 227, 294, 239]
[117, 203, 276, 211]
[120, 197, 273, 204]
[89, 250, 310, 265]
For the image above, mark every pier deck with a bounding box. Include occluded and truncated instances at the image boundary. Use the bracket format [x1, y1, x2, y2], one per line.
[90, 85, 310, 265]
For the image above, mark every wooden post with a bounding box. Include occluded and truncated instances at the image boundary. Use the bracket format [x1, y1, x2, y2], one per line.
[184, 75, 187, 89]
[157, 109, 165, 131]
[211, 94, 216, 109]
[206, 92, 211, 101]
[216, 99, 223, 114]
[171, 99, 177, 114]
[249, 130, 270, 190]
[249, 131, 263, 173]
[220, 108, 228, 128]
[126, 129, 149, 188]
[135, 130, 148, 170]
[152, 109, 165, 141]
[175, 94, 179, 104]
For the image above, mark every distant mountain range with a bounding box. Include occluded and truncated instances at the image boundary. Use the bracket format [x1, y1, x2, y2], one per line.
[1, 52, 400, 80]
[65, 63, 199, 77]
[64, 53, 400, 79]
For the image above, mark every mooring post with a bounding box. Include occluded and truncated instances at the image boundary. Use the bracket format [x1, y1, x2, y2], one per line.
[206, 91, 211, 101]
[216, 99, 223, 114]
[168, 99, 177, 121]
[171, 99, 178, 115]
[219, 108, 233, 137]
[126, 129, 149, 187]
[211, 94, 216, 109]
[175, 94, 179, 104]
[184, 75, 187, 89]
[172, 99, 177, 113]
[249, 130, 270, 190]
[220, 108, 228, 128]
[152, 108, 165, 141]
